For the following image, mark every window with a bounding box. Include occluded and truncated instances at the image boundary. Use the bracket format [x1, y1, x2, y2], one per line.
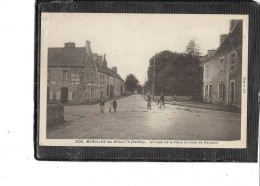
[218, 83, 225, 99]
[48, 70, 50, 81]
[205, 63, 210, 77]
[56, 87, 60, 100]
[91, 72, 94, 82]
[230, 53, 235, 71]
[209, 84, 212, 98]
[219, 57, 224, 74]
[70, 73, 80, 82]
[63, 70, 69, 81]
[205, 85, 208, 97]
[100, 75, 102, 84]
[90, 88, 93, 99]
[103, 76, 105, 84]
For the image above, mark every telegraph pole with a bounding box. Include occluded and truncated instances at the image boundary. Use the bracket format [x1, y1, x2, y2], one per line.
[152, 55, 155, 100]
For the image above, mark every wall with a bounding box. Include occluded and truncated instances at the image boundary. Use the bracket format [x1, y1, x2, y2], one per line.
[48, 68, 82, 104]
[47, 103, 64, 127]
[97, 72, 108, 100]
[228, 48, 242, 106]
[48, 67, 125, 104]
[203, 48, 242, 106]
[204, 55, 228, 104]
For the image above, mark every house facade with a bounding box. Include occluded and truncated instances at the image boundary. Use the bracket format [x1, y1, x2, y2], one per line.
[47, 41, 125, 104]
[202, 20, 243, 107]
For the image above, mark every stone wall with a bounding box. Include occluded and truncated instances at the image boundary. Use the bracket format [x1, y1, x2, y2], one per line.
[47, 103, 64, 127]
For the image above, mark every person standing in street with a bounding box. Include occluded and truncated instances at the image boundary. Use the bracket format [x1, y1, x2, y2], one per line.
[100, 97, 105, 113]
[147, 92, 152, 109]
[157, 92, 165, 109]
[112, 98, 117, 112]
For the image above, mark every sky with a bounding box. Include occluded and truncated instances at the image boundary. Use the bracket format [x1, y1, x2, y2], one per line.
[42, 13, 242, 85]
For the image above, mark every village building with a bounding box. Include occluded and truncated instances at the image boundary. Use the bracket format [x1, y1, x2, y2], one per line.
[47, 41, 125, 104]
[202, 20, 243, 107]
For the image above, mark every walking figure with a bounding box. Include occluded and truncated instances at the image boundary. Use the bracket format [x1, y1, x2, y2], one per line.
[157, 92, 165, 109]
[147, 92, 152, 109]
[109, 102, 112, 113]
[100, 97, 105, 113]
[113, 98, 117, 112]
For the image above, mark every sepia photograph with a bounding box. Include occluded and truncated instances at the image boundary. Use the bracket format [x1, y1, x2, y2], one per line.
[39, 13, 248, 148]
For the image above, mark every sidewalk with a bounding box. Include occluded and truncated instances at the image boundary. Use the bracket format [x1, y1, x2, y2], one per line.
[163, 101, 241, 113]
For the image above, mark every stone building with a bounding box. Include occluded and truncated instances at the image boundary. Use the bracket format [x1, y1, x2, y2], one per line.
[202, 20, 243, 107]
[47, 41, 125, 104]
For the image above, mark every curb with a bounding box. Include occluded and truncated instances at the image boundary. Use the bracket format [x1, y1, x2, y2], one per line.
[164, 102, 241, 113]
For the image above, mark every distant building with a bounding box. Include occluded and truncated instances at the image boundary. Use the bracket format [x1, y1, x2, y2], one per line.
[47, 41, 125, 104]
[201, 20, 243, 106]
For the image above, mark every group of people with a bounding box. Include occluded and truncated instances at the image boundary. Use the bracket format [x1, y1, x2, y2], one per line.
[100, 97, 117, 113]
[145, 92, 165, 109]
[100, 92, 170, 112]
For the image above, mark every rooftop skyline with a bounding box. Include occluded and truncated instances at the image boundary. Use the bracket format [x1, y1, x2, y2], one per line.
[42, 13, 243, 85]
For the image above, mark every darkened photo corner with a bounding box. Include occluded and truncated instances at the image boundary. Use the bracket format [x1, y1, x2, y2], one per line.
[41, 13, 247, 148]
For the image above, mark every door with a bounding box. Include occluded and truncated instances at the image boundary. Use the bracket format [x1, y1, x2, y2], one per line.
[110, 86, 114, 98]
[209, 85, 212, 102]
[230, 82, 235, 104]
[90, 88, 93, 99]
[61, 87, 68, 103]
[107, 85, 109, 97]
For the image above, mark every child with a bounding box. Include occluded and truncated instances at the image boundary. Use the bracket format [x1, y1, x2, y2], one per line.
[112, 98, 117, 112]
[109, 102, 112, 113]
[100, 97, 105, 113]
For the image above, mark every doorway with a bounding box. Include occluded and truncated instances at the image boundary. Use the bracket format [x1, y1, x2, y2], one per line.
[90, 88, 93, 99]
[110, 86, 114, 98]
[209, 84, 212, 102]
[230, 81, 235, 104]
[61, 87, 68, 103]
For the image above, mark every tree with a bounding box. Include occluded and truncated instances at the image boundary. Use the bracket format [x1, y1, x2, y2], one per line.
[146, 50, 203, 100]
[125, 74, 139, 92]
[143, 80, 152, 95]
[185, 39, 201, 56]
[137, 84, 143, 94]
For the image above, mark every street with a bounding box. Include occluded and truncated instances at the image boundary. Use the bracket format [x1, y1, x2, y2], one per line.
[47, 95, 241, 141]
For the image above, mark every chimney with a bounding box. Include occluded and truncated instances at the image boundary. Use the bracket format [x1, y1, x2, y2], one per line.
[86, 40, 91, 53]
[97, 55, 103, 66]
[64, 42, 75, 48]
[103, 54, 107, 67]
[112, 67, 117, 74]
[207, 50, 216, 57]
[92, 53, 98, 62]
[220, 34, 227, 46]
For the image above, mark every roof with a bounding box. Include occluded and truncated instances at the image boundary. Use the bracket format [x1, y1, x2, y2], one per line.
[48, 45, 124, 82]
[202, 20, 243, 63]
[48, 47, 86, 68]
[95, 62, 124, 81]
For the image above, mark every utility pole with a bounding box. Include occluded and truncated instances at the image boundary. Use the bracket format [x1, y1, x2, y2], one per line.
[152, 54, 156, 100]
